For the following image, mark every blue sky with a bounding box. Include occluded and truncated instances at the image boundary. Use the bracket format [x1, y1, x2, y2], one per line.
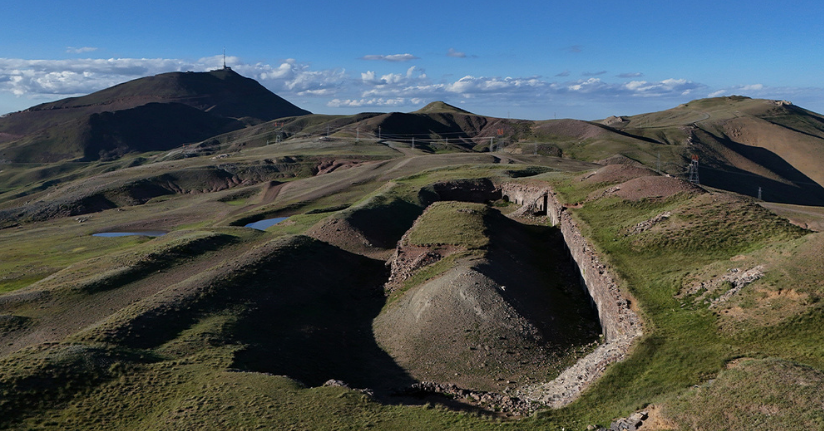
[2, 0, 823, 120]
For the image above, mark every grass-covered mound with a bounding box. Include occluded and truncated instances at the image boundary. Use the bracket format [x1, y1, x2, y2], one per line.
[375, 201, 600, 393]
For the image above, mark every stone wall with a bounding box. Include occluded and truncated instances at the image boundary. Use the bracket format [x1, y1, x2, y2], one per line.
[546, 188, 642, 343]
[502, 182, 643, 408]
[501, 183, 642, 343]
[500, 182, 549, 217]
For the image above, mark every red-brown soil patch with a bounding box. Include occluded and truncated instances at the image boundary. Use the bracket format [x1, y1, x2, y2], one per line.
[533, 119, 606, 140]
[580, 164, 658, 185]
[609, 176, 704, 201]
[313, 159, 364, 175]
[306, 216, 392, 259]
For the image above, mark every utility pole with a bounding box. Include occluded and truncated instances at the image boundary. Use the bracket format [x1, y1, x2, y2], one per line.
[326, 126, 330, 138]
[758, 187, 762, 200]
[411, 137, 415, 149]
[688, 155, 700, 184]
[489, 137, 495, 152]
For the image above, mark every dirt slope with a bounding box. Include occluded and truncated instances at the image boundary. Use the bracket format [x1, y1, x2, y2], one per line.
[374, 201, 600, 393]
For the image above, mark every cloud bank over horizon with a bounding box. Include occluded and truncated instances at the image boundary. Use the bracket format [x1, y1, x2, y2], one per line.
[0, 56, 821, 120]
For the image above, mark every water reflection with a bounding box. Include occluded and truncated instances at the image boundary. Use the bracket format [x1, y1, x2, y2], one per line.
[245, 217, 288, 230]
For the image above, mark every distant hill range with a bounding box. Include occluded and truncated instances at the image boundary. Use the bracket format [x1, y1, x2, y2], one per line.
[0, 68, 310, 162]
[2, 68, 824, 205]
[233, 96, 824, 205]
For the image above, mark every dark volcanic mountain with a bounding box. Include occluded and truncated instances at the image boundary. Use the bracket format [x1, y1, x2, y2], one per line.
[0, 68, 311, 162]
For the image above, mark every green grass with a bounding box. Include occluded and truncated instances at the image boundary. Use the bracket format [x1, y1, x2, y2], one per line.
[26, 230, 239, 296]
[405, 201, 491, 249]
[2, 148, 822, 430]
[0, 229, 151, 294]
[529, 174, 821, 428]
[663, 358, 824, 430]
[263, 212, 328, 236]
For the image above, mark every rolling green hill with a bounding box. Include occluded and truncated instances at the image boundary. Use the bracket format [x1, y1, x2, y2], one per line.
[1, 78, 824, 430]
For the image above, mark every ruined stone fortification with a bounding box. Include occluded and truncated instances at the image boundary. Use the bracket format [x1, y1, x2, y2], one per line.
[499, 183, 642, 342]
[383, 180, 642, 409]
[501, 182, 643, 407]
[500, 182, 548, 217]
[546, 188, 642, 343]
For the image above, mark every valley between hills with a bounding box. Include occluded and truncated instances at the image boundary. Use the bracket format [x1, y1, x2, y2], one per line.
[0, 69, 822, 430]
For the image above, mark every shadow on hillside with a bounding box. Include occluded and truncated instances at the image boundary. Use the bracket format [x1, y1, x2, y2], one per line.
[229, 240, 416, 392]
[701, 139, 824, 206]
[474, 211, 602, 345]
[701, 166, 824, 207]
[346, 198, 424, 249]
[225, 238, 513, 415]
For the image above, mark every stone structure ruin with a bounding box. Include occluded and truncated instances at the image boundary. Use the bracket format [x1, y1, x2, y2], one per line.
[384, 179, 644, 410]
[499, 182, 643, 407]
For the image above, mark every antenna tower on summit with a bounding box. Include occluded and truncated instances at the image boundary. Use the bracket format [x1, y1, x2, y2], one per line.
[223, 48, 227, 69]
[688, 154, 700, 184]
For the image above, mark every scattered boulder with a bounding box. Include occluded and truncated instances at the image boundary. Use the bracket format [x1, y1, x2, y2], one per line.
[627, 211, 672, 235]
[595, 411, 648, 431]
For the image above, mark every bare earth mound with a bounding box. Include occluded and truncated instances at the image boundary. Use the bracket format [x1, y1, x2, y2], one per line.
[533, 119, 607, 140]
[609, 176, 704, 201]
[581, 164, 658, 185]
[306, 216, 384, 258]
[374, 263, 564, 393]
[374, 201, 600, 394]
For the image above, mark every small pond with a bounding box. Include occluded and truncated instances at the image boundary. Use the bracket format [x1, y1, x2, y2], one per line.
[93, 231, 167, 237]
[245, 217, 289, 230]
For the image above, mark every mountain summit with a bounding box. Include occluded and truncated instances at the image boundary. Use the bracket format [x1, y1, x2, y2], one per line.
[412, 101, 474, 115]
[0, 69, 311, 162]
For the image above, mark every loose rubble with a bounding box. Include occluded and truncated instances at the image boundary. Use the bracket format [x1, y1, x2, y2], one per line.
[627, 211, 671, 235]
[398, 382, 532, 415]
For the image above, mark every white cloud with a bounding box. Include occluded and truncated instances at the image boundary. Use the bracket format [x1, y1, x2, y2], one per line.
[4, 55, 821, 120]
[741, 84, 764, 91]
[360, 53, 419, 62]
[0, 57, 347, 101]
[66, 47, 98, 54]
[708, 84, 767, 99]
[0, 58, 183, 97]
[705, 84, 822, 104]
[561, 77, 704, 98]
[445, 75, 545, 94]
[447, 48, 467, 58]
[327, 97, 422, 108]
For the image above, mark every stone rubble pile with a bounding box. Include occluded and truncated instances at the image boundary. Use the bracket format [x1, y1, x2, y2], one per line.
[399, 381, 532, 415]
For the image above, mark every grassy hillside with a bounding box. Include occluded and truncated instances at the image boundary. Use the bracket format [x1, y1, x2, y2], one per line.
[540, 167, 822, 428]
[1, 95, 824, 430]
